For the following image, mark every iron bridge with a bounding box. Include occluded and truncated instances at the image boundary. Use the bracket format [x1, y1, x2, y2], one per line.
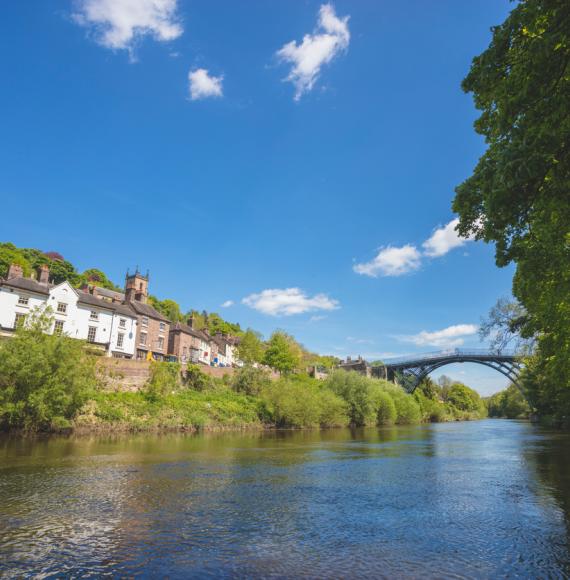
[381, 348, 522, 393]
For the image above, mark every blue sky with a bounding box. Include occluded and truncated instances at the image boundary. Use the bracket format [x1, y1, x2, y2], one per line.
[0, 0, 516, 394]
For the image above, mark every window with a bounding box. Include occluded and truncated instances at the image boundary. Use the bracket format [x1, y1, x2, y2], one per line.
[57, 302, 67, 314]
[159, 322, 165, 331]
[119, 318, 126, 328]
[17, 295, 29, 306]
[117, 333, 124, 348]
[142, 316, 149, 327]
[54, 320, 64, 336]
[140, 332, 147, 346]
[14, 313, 26, 328]
[87, 326, 97, 343]
[90, 310, 99, 320]
[157, 336, 164, 350]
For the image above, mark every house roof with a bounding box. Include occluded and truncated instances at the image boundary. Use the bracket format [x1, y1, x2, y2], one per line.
[170, 322, 211, 342]
[93, 286, 125, 301]
[127, 300, 171, 323]
[78, 292, 135, 318]
[0, 277, 51, 295]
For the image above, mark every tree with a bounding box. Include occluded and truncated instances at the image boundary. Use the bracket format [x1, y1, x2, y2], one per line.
[149, 296, 183, 322]
[453, 0, 570, 420]
[0, 244, 30, 279]
[237, 329, 264, 364]
[479, 297, 534, 353]
[0, 308, 97, 430]
[80, 268, 121, 291]
[263, 331, 301, 375]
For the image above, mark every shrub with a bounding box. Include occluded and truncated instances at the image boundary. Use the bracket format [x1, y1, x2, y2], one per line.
[184, 364, 210, 391]
[0, 309, 97, 431]
[376, 391, 397, 425]
[144, 361, 181, 401]
[232, 365, 271, 396]
[325, 370, 379, 426]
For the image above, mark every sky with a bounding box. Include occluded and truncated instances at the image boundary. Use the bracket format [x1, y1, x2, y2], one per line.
[0, 0, 517, 395]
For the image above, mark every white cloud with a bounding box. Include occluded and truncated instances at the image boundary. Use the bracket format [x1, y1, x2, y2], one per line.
[353, 245, 421, 277]
[276, 3, 350, 100]
[220, 300, 234, 308]
[73, 0, 182, 55]
[188, 68, 223, 100]
[422, 218, 470, 257]
[397, 324, 479, 349]
[242, 288, 339, 316]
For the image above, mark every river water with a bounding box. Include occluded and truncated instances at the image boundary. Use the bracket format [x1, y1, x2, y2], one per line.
[1, 420, 570, 578]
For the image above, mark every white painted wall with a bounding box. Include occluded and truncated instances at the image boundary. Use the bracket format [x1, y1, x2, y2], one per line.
[0, 281, 137, 357]
[0, 287, 47, 329]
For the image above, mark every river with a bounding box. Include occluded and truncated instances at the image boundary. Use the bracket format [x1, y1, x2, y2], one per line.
[1, 420, 570, 578]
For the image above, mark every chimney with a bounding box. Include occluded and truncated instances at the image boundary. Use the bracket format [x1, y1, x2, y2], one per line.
[7, 263, 23, 280]
[187, 316, 194, 329]
[38, 264, 50, 285]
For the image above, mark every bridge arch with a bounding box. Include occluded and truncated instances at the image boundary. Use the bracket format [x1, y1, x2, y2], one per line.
[383, 349, 522, 394]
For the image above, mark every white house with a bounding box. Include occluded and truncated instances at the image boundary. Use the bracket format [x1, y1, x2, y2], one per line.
[0, 264, 137, 358]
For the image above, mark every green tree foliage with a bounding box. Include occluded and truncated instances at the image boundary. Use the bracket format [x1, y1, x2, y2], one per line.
[376, 391, 397, 425]
[263, 331, 302, 375]
[148, 296, 184, 322]
[261, 377, 348, 428]
[231, 365, 271, 396]
[325, 371, 383, 426]
[237, 329, 265, 364]
[0, 243, 30, 278]
[487, 384, 531, 419]
[144, 361, 181, 401]
[443, 383, 487, 419]
[0, 309, 97, 430]
[453, 0, 570, 421]
[185, 364, 210, 392]
[80, 268, 121, 291]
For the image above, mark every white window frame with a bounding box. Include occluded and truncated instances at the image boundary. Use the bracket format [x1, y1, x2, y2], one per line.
[117, 332, 124, 348]
[14, 313, 26, 328]
[119, 318, 127, 329]
[142, 316, 149, 327]
[157, 336, 164, 350]
[17, 295, 29, 306]
[140, 332, 147, 346]
[90, 310, 99, 320]
[57, 302, 67, 314]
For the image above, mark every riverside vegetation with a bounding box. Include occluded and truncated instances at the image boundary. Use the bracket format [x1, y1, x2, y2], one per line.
[0, 316, 490, 433]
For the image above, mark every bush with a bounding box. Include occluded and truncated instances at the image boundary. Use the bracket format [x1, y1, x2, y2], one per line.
[184, 364, 210, 391]
[144, 361, 181, 401]
[376, 391, 397, 425]
[261, 378, 349, 428]
[325, 370, 379, 426]
[0, 310, 97, 431]
[231, 365, 271, 396]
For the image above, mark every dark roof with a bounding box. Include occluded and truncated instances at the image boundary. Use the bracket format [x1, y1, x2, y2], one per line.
[77, 292, 135, 317]
[170, 322, 211, 341]
[93, 286, 125, 301]
[127, 300, 171, 323]
[0, 277, 51, 295]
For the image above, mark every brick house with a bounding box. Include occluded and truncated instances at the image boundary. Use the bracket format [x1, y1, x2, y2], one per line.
[168, 321, 212, 365]
[122, 271, 171, 361]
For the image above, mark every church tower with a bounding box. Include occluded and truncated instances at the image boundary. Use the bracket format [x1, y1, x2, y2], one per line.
[125, 269, 149, 304]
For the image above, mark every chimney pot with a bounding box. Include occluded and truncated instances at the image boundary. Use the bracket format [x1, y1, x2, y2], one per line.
[38, 264, 50, 285]
[7, 263, 24, 280]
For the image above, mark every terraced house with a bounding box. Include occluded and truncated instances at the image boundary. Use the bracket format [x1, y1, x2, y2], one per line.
[83, 270, 171, 361]
[0, 263, 137, 357]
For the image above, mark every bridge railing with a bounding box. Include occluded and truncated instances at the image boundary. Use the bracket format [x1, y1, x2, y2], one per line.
[383, 348, 518, 366]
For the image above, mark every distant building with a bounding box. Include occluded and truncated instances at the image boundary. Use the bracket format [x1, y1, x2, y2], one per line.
[338, 356, 372, 377]
[0, 263, 137, 357]
[168, 321, 212, 365]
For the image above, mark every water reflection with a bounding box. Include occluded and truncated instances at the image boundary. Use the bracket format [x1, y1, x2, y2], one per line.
[1, 421, 570, 578]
